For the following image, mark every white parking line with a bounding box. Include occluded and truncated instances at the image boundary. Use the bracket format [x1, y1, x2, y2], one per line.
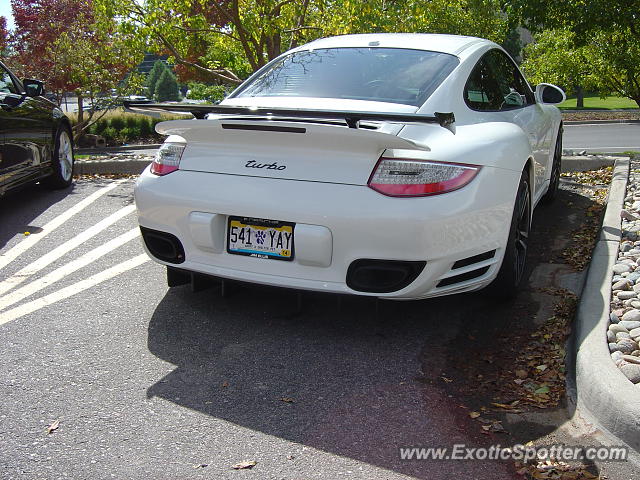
[0, 179, 129, 272]
[0, 254, 150, 326]
[0, 228, 140, 312]
[0, 204, 136, 297]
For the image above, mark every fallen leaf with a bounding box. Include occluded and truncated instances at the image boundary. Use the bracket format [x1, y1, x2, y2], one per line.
[46, 420, 60, 434]
[469, 411, 481, 419]
[489, 421, 506, 433]
[536, 364, 548, 372]
[534, 385, 550, 394]
[193, 464, 208, 469]
[232, 460, 257, 470]
[441, 376, 453, 383]
[515, 369, 528, 379]
[222, 381, 229, 388]
[280, 397, 295, 403]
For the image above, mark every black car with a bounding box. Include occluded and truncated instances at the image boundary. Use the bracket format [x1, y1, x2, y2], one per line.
[0, 59, 74, 197]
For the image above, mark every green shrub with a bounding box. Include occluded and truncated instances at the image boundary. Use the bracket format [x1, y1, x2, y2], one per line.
[102, 126, 117, 141]
[116, 126, 142, 143]
[187, 82, 227, 103]
[109, 116, 125, 130]
[93, 118, 108, 135]
[139, 117, 152, 137]
[125, 115, 139, 128]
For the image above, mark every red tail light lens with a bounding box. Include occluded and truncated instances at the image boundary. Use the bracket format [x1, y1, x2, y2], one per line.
[151, 142, 186, 176]
[368, 158, 480, 197]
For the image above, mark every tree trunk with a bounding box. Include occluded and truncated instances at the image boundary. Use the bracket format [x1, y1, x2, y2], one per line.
[75, 94, 85, 143]
[77, 94, 84, 125]
[575, 85, 584, 109]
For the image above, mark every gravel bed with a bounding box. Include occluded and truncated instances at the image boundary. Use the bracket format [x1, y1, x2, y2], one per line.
[609, 158, 640, 385]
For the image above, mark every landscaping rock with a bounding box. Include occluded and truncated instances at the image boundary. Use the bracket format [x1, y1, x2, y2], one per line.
[609, 323, 629, 334]
[612, 279, 632, 290]
[612, 351, 624, 362]
[616, 338, 639, 354]
[613, 263, 632, 274]
[620, 320, 640, 330]
[620, 363, 640, 383]
[617, 291, 637, 300]
[621, 310, 640, 322]
[622, 355, 640, 365]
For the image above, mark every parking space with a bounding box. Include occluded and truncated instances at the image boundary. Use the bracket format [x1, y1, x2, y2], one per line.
[0, 177, 613, 479]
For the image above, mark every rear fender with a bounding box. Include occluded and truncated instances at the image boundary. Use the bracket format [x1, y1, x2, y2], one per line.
[392, 122, 532, 172]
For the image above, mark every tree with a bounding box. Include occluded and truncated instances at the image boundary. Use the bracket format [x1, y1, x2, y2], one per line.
[521, 30, 604, 108]
[504, 0, 639, 42]
[145, 60, 169, 99]
[154, 69, 180, 101]
[95, 0, 510, 85]
[588, 29, 640, 107]
[186, 82, 227, 103]
[506, 0, 640, 107]
[0, 17, 9, 53]
[8, 0, 143, 138]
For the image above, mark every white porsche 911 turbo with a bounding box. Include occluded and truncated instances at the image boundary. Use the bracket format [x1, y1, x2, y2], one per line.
[130, 33, 565, 300]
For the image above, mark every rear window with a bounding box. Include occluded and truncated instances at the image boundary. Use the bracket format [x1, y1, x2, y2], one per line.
[233, 47, 459, 107]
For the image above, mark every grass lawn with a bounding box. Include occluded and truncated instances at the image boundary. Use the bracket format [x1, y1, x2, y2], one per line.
[559, 94, 638, 110]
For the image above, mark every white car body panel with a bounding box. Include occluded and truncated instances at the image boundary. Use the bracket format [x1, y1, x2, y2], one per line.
[134, 33, 564, 299]
[135, 164, 520, 299]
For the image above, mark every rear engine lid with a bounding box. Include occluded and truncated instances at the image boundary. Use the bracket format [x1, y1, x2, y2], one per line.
[156, 118, 430, 185]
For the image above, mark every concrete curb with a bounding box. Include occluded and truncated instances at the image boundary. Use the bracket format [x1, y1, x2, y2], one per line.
[561, 155, 622, 172]
[564, 119, 640, 126]
[75, 144, 161, 154]
[73, 159, 152, 176]
[572, 158, 640, 452]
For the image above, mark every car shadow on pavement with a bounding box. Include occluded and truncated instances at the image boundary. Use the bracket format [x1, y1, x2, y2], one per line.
[146, 285, 524, 478]
[0, 182, 75, 249]
[144, 186, 602, 479]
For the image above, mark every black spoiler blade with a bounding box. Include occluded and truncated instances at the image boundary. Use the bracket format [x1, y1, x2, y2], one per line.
[123, 102, 455, 130]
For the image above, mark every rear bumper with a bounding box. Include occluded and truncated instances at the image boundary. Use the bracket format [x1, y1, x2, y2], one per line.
[134, 165, 520, 299]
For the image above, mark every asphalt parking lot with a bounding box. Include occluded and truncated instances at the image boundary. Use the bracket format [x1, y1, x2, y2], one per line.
[0, 176, 631, 479]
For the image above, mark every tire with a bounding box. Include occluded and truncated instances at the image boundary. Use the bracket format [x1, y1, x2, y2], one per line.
[43, 126, 74, 189]
[541, 124, 563, 204]
[487, 169, 531, 299]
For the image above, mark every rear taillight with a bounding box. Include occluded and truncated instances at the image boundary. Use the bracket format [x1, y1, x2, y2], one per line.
[368, 157, 480, 197]
[151, 142, 186, 176]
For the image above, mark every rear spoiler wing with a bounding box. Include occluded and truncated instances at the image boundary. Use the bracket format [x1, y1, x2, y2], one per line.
[123, 102, 455, 131]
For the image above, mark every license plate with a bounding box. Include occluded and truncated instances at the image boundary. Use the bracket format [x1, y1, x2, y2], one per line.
[227, 216, 295, 261]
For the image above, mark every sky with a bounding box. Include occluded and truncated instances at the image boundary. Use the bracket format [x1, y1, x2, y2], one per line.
[0, 0, 15, 30]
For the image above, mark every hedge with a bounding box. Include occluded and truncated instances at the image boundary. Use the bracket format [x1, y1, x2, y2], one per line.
[69, 109, 183, 145]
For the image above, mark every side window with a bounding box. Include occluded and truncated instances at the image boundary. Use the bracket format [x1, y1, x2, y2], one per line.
[464, 58, 503, 111]
[464, 50, 534, 111]
[0, 66, 18, 94]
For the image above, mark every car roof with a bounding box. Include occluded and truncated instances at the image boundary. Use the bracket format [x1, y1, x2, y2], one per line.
[298, 33, 493, 57]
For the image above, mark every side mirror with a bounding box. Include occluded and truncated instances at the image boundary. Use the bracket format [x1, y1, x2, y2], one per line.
[23, 79, 45, 97]
[535, 83, 566, 105]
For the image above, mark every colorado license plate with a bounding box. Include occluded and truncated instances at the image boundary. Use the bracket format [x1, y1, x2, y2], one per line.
[227, 216, 295, 261]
